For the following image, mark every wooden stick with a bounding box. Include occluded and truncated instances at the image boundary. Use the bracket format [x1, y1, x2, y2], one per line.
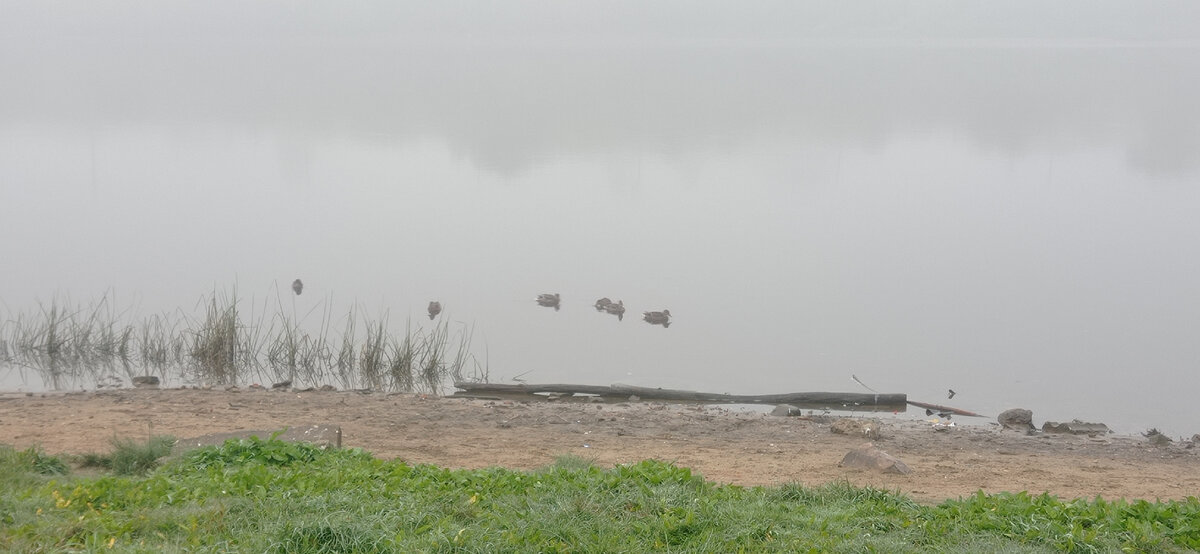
[907, 400, 987, 418]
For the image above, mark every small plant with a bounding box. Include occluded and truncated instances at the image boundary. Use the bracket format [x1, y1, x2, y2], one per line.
[551, 454, 598, 472]
[107, 435, 176, 475]
[75, 451, 111, 469]
[184, 433, 329, 469]
[4, 445, 69, 475]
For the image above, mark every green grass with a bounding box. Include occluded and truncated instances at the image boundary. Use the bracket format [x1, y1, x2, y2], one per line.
[2, 440, 1198, 553]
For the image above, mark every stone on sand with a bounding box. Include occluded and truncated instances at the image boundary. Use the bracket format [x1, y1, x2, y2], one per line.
[831, 418, 883, 439]
[839, 443, 912, 475]
[997, 408, 1034, 431]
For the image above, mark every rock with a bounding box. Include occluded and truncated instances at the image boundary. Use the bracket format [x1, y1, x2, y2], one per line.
[1143, 428, 1173, 447]
[839, 443, 912, 474]
[1148, 434, 1172, 447]
[831, 418, 882, 439]
[319, 384, 337, 392]
[1042, 420, 1111, 436]
[271, 380, 292, 390]
[771, 404, 798, 417]
[997, 408, 1034, 430]
[131, 375, 160, 387]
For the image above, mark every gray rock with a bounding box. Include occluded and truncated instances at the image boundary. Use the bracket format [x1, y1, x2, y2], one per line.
[1144, 428, 1173, 446]
[997, 408, 1034, 430]
[839, 443, 911, 474]
[271, 380, 292, 390]
[131, 375, 160, 387]
[1042, 420, 1111, 436]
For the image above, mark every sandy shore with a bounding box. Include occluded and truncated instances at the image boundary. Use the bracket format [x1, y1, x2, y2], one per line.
[1, 388, 1196, 503]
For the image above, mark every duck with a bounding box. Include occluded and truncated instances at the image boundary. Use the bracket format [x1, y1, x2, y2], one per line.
[642, 309, 671, 326]
[536, 293, 561, 311]
[292, 279, 304, 296]
[594, 297, 612, 311]
[603, 300, 626, 320]
[427, 301, 442, 320]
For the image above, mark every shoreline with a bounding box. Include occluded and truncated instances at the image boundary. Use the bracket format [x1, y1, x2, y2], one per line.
[1, 387, 1197, 503]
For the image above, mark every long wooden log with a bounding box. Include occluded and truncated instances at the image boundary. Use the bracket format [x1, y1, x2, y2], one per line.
[452, 381, 906, 407]
[453, 382, 619, 396]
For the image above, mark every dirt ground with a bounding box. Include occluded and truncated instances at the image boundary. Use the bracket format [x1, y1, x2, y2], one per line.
[1, 387, 1197, 503]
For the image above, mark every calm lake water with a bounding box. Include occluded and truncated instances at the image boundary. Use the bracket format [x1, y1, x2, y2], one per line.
[2, 2, 1199, 436]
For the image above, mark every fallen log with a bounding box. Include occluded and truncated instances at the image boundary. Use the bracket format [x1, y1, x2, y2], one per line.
[907, 399, 987, 418]
[452, 382, 906, 409]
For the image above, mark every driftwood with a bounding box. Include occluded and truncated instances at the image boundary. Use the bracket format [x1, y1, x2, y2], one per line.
[907, 400, 986, 418]
[452, 382, 906, 409]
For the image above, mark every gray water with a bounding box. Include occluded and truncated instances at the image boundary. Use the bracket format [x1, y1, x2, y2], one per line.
[2, 1, 1199, 436]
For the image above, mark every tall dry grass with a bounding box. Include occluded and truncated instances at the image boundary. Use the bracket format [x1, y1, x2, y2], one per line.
[0, 287, 476, 392]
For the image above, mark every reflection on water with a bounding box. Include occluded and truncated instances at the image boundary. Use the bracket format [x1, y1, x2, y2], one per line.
[0, 291, 478, 394]
[2, 2, 1200, 437]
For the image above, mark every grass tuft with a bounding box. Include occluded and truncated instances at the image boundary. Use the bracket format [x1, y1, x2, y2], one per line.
[72, 435, 176, 475]
[0, 444, 68, 476]
[108, 435, 176, 475]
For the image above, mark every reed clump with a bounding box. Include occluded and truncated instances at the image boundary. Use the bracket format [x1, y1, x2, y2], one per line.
[0, 287, 476, 393]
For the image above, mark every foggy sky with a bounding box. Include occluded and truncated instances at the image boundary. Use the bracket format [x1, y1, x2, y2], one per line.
[3, 1, 1199, 176]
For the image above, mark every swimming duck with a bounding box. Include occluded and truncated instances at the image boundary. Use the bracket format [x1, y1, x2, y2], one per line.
[642, 309, 671, 326]
[292, 279, 304, 296]
[427, 301, 442, 320]
[603, 300, 626, 320]
[536, 293, 561, 311]
[594, 297, 612, 311]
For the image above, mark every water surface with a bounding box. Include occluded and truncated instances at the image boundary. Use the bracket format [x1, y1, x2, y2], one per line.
[2, 2, 1199, 436]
